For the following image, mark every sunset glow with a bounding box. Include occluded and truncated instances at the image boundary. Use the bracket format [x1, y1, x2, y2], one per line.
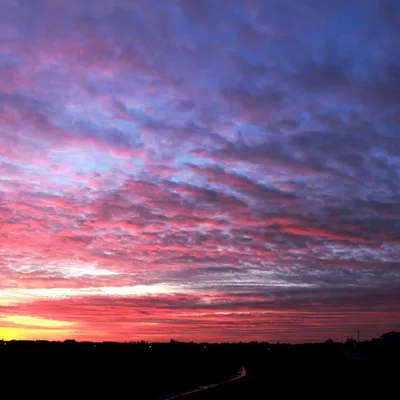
[0, 0, 399, 343]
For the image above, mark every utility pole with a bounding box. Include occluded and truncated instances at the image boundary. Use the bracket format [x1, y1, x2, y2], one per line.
[357, 330, 360, 342]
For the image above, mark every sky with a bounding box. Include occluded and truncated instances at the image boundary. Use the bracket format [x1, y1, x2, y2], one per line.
[0, 0, 399, 343]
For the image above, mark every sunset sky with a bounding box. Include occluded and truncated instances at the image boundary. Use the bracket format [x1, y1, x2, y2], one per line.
[0, 0, 399, 343]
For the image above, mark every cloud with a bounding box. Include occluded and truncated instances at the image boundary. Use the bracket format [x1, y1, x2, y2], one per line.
[0, 0, 399, 342]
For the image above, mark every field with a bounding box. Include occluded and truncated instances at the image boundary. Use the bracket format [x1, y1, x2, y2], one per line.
[0, 339, 397, 399]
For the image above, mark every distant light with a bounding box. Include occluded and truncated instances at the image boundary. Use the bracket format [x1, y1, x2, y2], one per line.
[149, 345, 152, 349]
[204, 346, 206, 349]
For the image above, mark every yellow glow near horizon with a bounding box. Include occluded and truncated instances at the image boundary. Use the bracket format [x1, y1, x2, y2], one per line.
[0, 326, 75, 341]
[2, 315, 75, 328]
[0, 316, 77, 340]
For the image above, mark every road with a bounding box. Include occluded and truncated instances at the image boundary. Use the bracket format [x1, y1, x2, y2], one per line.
[161, 367, 246, 400]
[176, 357, 395, 399]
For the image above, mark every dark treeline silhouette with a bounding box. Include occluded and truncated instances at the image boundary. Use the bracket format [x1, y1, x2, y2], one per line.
[0, 332, 398, 399]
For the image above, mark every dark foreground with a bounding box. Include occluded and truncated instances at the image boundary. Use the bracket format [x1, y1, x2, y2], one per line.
[0, 337, 398, 399]
[183, 355, 396, 399]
